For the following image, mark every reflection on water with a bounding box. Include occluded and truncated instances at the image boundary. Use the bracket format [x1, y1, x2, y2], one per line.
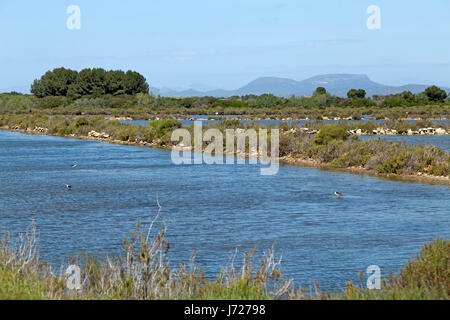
[0, 130, 449, 291]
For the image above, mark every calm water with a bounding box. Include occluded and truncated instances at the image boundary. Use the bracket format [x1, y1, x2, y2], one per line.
[0, 130, 449, 291]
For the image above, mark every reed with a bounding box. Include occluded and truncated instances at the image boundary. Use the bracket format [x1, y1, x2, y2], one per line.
[1, 217, 448, 300]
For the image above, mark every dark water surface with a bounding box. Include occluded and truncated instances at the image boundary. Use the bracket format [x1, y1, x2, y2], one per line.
[0, 130, 449, 291]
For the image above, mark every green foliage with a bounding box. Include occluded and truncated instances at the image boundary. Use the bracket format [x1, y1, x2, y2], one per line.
[313, 87, 327, 96]
[397, 237, 449, 295]
[347, 89, 366, 99]
[148, 119, 182, 138]
[247, 94, 284, 108]
[37, 96, 70, 109]
[31, 68, 149, 99]
[377, 153, 410, 174]
[105, 70, 126, 95]
[0, 266, 48, 300]
[3, 88, 449, 123]
[74, 117, 89, 127]
[424, 86, 447, 103]
[67, 68, 108, 98]
[330, 144, 372, 169]
[23, 67, 450, 115]
[313, 124, 350, 145]
[31, 67, 78, 98]
[1, 221, 448, 300]
[339, 238, 450, 300]
[428, 163, 449, 177]
[123, 71, 149, 95]
[0, 114, 448, 179]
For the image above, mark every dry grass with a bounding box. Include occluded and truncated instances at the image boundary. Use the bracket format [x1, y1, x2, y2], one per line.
[1, 211, 448, 300]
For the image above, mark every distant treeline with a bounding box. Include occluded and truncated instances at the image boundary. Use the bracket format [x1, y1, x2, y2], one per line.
[26, 68, 449, 108]
[30, 68, 149, 98]
[0, 68, 448, 121]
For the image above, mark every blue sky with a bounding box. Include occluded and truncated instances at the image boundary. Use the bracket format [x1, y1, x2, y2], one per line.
[1, 0, 449, 92]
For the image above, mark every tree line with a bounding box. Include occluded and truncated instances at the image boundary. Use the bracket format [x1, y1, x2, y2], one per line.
[31, 68, 149, 98]
[19, 68, 450, 111]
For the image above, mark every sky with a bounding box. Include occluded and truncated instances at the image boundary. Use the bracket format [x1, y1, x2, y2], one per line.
[0, 0, 449, 92]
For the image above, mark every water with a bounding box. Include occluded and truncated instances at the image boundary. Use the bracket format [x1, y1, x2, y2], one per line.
[0, 130, 449, 291]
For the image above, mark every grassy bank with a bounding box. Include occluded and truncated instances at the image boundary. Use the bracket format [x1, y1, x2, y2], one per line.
[0, 220, 448, 300]
[0, 114, 448, 183]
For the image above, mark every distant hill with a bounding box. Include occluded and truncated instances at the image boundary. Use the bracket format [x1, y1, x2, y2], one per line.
[4, 74, 449, 98]
[150, 74, 450, 98]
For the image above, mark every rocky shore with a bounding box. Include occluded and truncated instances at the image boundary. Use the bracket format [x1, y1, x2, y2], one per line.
[285, 127, 449, 135]
[280, 155, 450, 185]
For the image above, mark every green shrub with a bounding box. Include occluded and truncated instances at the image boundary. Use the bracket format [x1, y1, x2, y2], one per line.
[313, 124, 349, 145]
[330, 144, 371, 168]
[57, 126, 74, 136]
[338, 238, 450, 300]
[148, 119, 182, 138]
[396, 237, 449, 297]
[428, 163, 449, 177]
[74, 117, 89, 128]
[377, 153, 410, 174]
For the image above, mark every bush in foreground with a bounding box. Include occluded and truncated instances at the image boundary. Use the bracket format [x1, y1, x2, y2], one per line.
[0, 219, 448, 300]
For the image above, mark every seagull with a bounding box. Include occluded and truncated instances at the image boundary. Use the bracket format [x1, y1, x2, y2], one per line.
[334, 191, 344, 197]
[71, 164, 78, 169]
[66, 185, 72, 190]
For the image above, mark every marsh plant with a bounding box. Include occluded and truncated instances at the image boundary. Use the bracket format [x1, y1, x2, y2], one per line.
[0, 213, 449, 300]
[170, 121, 280, 175]
[0, 207, 293, 300]
[0, 115, 448, 178]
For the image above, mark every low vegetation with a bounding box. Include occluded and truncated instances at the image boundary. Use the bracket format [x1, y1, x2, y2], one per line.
[1, 68, 449, 121]
[334, 237, 449, 300]
[0, 115, 448, 179]
[281, 124, 449, 178]
[0, 220, 448, 300]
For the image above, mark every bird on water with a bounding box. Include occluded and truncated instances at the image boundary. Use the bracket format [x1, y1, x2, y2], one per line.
[334, 191, 344, 197]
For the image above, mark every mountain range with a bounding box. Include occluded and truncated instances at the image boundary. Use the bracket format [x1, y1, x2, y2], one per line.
[3, 74, 449, 98]
[149, 74, 450, 98]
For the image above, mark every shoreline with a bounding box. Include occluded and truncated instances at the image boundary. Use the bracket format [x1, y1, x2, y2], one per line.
[279, 156, 450, 185]
[2, 125, 449, 186]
